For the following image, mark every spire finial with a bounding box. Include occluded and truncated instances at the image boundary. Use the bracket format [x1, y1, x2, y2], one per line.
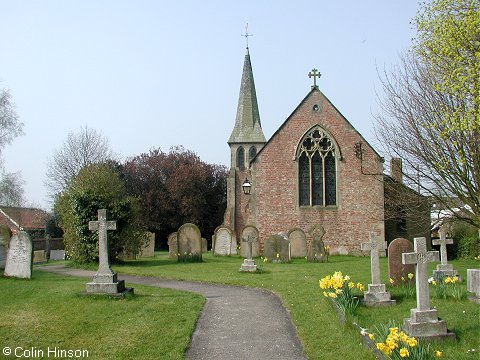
[242, 23, 253, 49]
[308, 68, 321, 89]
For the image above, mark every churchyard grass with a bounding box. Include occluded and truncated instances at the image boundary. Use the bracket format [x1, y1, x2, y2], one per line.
[0, 271, 204, 360]
[112, 253, 479, 360]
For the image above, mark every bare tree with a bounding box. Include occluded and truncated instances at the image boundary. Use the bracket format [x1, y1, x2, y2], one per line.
[374, 53, 479, 229]
[45, 126, 117, 197]
[0, 171, 25, 206]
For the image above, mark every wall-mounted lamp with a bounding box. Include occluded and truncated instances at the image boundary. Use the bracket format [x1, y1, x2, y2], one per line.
[242, 178, 252, 195]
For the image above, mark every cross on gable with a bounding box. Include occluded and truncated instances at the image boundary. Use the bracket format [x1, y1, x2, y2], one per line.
[402, 237, 439, 311]
[308, 68, 321, 89]
[432, 230, 453, 265]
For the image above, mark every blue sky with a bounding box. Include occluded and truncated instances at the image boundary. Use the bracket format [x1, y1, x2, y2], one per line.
[0, 1, 419, 210]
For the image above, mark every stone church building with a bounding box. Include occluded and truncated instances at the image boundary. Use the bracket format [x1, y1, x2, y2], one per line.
[223, 48, 430, 255]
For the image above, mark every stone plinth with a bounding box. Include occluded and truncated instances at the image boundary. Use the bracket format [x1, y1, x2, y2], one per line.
[432, 264, 458, 280]
[363, 284, 396, 306]
[467, 269, 480, 304]
[239, 259, 257, 272]
[403, 308, 455, 340]
[86, 272, 130, 295]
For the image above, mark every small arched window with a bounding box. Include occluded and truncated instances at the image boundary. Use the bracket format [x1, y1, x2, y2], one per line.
[297, 127, 337, 206]
[236, 147, 245, 169]
[249, 146, 257, 162]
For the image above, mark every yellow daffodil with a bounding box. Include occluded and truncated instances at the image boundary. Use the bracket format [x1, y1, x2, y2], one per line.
[401, 276, 405, 281]
[435, 350, 443, 357]
[348, 281, 355, 289]
[368, 333, 375, 341]
[407, 273, 414, 279]
[389, 278, 395, 284]
[399, 347, 409, 357]
[407, 337, 417, 347]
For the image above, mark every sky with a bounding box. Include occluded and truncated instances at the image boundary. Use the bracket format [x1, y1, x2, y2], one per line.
[0, 1, 419, 211]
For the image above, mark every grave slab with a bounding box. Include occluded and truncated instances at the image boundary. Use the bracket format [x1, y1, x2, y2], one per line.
[467, 269, 480, 304]
[4, 231, 33, 279]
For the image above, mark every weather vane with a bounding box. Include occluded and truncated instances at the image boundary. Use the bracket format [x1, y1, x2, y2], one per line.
[242, 23, 253, 48]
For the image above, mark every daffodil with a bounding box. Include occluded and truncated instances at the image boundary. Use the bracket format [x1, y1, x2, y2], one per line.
[435, 350, 443, 357]
[399, 347, 409, 357]
[407, 337, 417, 347]
[368, 333, 375, 341]
[389, 278, 395, 284]
[407, 273, 414, 279]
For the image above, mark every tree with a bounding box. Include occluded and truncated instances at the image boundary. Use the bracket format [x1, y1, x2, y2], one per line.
[55, 163, 146, 263]
[122, 146, 227, 242]
[0, 87, 25, 206]
[375, 0, 480, 230]
[45, 126, 116, 197]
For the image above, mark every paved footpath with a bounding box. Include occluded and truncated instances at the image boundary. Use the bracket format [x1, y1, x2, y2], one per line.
[39, 265, 306, 360]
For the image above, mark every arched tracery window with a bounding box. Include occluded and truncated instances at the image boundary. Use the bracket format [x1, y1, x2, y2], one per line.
[298, 127, 337, 206]
[236, 147, 245, 169]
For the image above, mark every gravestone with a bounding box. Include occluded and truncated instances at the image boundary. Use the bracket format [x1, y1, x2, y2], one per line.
[307, 224, 326, 262]
[202, 238, 208, 253]
[361, 232, 395, 306]
[139, 232, 155, 257]
[177, 223, 202, 257]
[50, 249, 65, 260]
[240, 225, 260, 258]
[432, 230, 458, 280]
[33, 250, 47, 264]
[263, 234, 290, 262]
[168, 232, 178, 258]
[0, 225, 11, 269]
[288, 228, 307, 258]
[388, 238, 415, 285]
[467, 269, 480, 304]
[86, 209, 133, 296]
[239, 230, 257, 272]
[214, 225, 233, 256]
[4, 231, 33, 279]
[402, 237, 454, 339]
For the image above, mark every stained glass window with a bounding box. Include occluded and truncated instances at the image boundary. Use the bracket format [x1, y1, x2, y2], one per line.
[297, 127, 337, 206]
[237, 147, 245, 169]
[249, 146, 257, 161]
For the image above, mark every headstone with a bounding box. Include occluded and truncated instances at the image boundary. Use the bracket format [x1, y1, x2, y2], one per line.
[0, 225, 12, 269]
[388, 238, 415, 285]
[240, 225, 259, 258]
[361, 232, 395, 306]
[239, 230, 257, 272]
[50, 249, 65, 260]
[86, 209, 133, 296]
[139, 232, 155, 257]
[214, 226, 233, 256]
[307, 224, 326, 262]
[202, 237, 208, 253]
[263, 234, 290, 262]
[402, 237, 454, 339]
[33, 250, 47, 264]
[432, 230, 458, 279]
[288, 228, 307, 258]
[4, 231, 33, 279]
[168, 232, 178, 258]
[467, 269, 480, 304]
[177, 223, 202, 257]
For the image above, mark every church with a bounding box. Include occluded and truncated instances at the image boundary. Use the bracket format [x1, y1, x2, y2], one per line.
[223, 47, 430, 255]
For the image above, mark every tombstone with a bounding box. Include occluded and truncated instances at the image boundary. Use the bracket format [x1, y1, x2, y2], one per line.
[288, 228, 307, 258]
[467, 269, 480, 304]
[240, 225, 260, 258]
[167, 232, 178, 258]
[388, 238, 415, 285]
[263, 234, 290, 262]
[432, 230, 458, 280]
[307, 224, 326, 262]
[50, 249, 65, 260]
[33, 250, 47, 264]
[214, 225, 233, 256]
[0, 225, 12, 270]
[402, 237, 454, 339]
[177, 223, 202, 257]
[86, 209, 133, 296]
[239, 230, 257, 272]
[202, 238, 208, 253]
[361, 232, 395, 306]
[139, 232, 155, 258]
[4, 231, 33, 279]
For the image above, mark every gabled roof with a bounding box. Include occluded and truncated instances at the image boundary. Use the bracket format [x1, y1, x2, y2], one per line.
[253, 87, 382, 162]
[228, 48, 266, 144]
[0, 206, 48, 231]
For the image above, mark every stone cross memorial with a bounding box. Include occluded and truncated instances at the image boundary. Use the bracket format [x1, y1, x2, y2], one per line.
[402, 237, 454, 339]
[4, 231, 33, 279]
[240, 234, 257, 272]
[361, 232, 395, 306]
[432, 230, 458, 279]
[86, 209, 133, 296]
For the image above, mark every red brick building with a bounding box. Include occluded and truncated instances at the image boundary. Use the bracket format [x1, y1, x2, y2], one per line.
[224, 48, 429, 254]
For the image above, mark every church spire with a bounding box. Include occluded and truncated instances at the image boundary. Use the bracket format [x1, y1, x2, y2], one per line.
[228, 47, 266, 144]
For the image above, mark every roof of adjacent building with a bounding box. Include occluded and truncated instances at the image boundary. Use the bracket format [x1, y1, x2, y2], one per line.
[0, 206, 48, 231]
[228, 48, 266, 144]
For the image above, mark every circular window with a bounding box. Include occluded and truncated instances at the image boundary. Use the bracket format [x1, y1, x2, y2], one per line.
[313, 104, 319, 112]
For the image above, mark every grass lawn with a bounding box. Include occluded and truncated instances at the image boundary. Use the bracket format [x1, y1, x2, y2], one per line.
[0, 271, 204, 360]
[3, 254, 478, 360]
